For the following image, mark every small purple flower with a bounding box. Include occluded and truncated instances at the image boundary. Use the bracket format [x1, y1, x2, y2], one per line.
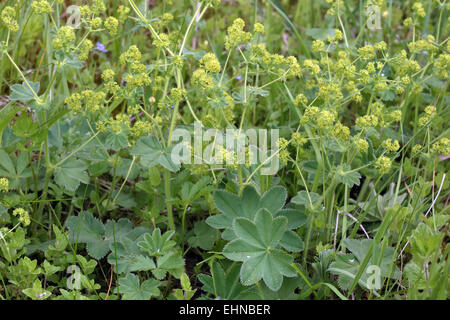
[236, 75, 242, 80]
[96, 42, 107, 53]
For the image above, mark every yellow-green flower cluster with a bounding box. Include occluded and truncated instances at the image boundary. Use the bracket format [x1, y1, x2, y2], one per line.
[117, 5, 130, 24]
[277, 138, 290, 150]
[52, 26, 76, 52]
[192, 69, 214, 90]
[119, 45, 142, 64]
[390, 50, 420, 76]
[358, 45, 376, 60]
[250, 43, 267, 59]
[90, 17, 103, 29]
[412, 2, 426, 17]
[373, 80, 388, 92]
[312, 40, 325, 53]
[200, 53, 221, 73]
[325, 0, 345, 16]
[102, 69, 121, 93]
[89, 0, 106, 15]
[249, 43, 302, 77]
[158, 13, 174, 28]
[303, 59, 321, 75]
[1, 6, 18, 32]
[291, 132, 307, 147]
[108, 114, 130, 134]
[131, 120, 151, 138]
[382, 139, 400, 153]
[325, 29, 343, 43]
[293, 93, 308, 107]
[332, 122, 350, 141]
[254, 23, 264, 34]
[434, 53, 450, 79]
[412, 144, 422, 154]
[387, 110, 402, 123]
[365, 62, 376, 74]
[317, 110, 336, 128]
[65, 90, 106, 113]
[31, 0, 52, 14]
[120, 46, 151, 90]
[172, 55, 183, 68]
[355, 138, 369, 152]
[279, 149, 290, 165]
[126, 63, 151, 90]
[418, 105, 436, 127]
[169, 88, 186, 102]
[225, 18, 251, 50]
[300, 106, 319, 125]
[317, 81, 343, 103]
[0, 178, 8, 193]
[285, 56, 302, 78]
[403, 17, 413, 27]
[408, 36, 438, 54]
[375, 156, 392, 174]
[79, 5, 91, 16]
[83, 90, 106, 112]
[65, 93, 82, 113]
[431, 138, 450, 155]
[78, 39, 93, 61]
[356, 115, 378, 129]
[374, 41, 387, 51]
[153, 33, 170, 49]
[13, 208, 30, 227]
[105, 16, 119, 36]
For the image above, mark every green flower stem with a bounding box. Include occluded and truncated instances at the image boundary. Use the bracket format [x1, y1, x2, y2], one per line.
[341, 185, 348, 251]
[219, 50, 232, 85]
[3, 51, 42, 104]
[128, 0, 175, 57]
[53, 131, 100, 169]
[164, 169, 175, 231]
[181, 205, 188, 249]
[179, 2, 204, 55]
[42, 67, 57, 103]
[291, 263, 319, 299]
[112, 156, 136, 205]
[36, 112, 53, 223]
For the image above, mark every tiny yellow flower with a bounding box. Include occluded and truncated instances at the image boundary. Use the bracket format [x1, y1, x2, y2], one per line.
[0, 178, 9, 193]
[13, 208, 30, 227]
[355, 139, 369, 153]
[200, 53, 221, 73]
[375, 156, 392, 174]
